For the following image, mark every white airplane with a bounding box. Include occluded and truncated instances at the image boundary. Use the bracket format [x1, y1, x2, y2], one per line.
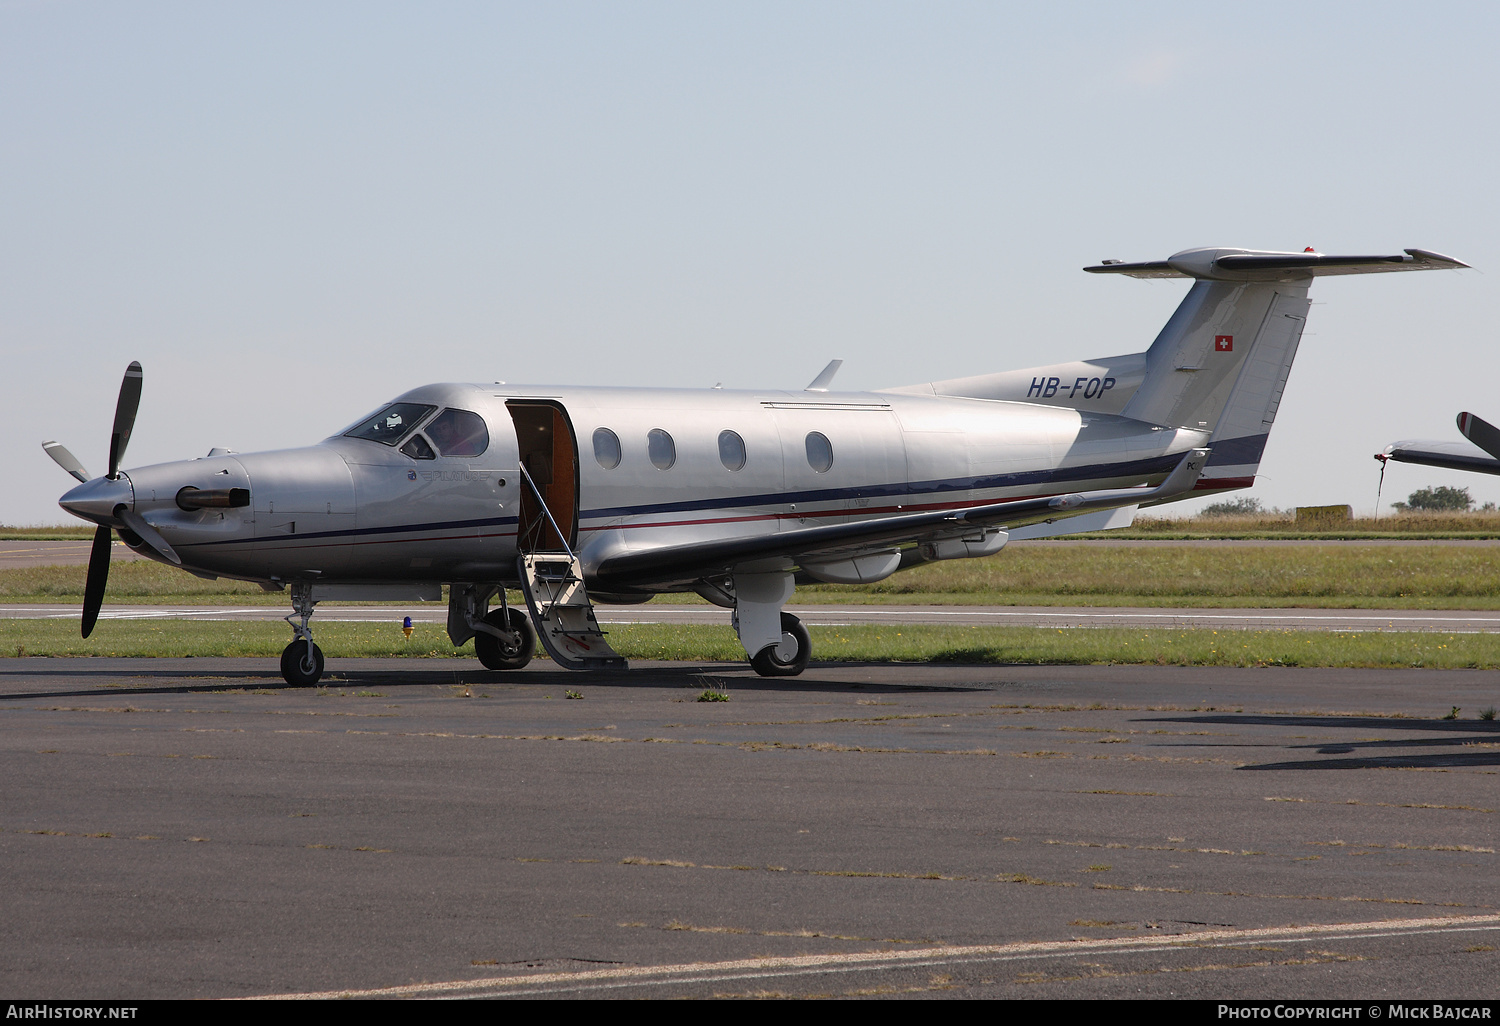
[45, 246, 1467, 685]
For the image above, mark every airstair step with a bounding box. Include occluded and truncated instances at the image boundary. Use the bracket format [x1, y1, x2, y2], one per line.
[517, 553, 626, 671]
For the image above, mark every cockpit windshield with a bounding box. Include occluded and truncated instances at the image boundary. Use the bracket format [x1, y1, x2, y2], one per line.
[343, 403, 437, 446]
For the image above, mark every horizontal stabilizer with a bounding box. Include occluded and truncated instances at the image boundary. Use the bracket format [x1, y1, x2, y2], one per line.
[1087, 247, 1468, 281]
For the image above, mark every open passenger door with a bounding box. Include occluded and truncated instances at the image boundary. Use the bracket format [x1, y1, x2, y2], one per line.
[505, 401, 626, 670]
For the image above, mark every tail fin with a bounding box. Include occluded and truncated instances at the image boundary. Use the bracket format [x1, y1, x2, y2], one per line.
[1117, 277, 1309, 488]
[1092, 246, 1468, 490]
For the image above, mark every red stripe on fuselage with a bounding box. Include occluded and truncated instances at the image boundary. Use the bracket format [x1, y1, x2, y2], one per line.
[577, 491, 1065, 533]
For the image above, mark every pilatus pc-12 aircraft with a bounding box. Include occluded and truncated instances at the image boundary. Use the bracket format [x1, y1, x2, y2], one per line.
[46, 246, 1466, 685]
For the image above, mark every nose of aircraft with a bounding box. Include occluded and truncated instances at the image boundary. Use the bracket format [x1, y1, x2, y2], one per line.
[59, 475, 134, 524]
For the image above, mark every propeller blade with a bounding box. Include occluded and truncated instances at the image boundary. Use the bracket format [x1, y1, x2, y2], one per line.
[107, 361, 143, 480]
[42, 441, 90, 483]
[1457, 412, 1500, 462]
[117, 508, 181, 565]
[81, 524, 113, 638]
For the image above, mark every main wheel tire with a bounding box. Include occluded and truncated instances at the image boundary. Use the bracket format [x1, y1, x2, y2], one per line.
[280, 640, 325, 686]
[475, 607, 535, 670]
[749, 612, 810, 677]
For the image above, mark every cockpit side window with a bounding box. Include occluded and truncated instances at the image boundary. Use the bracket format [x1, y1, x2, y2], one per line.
[425, 408, 490, 457]
[344, 403, 437, 446]
[400, 434, 436, 460]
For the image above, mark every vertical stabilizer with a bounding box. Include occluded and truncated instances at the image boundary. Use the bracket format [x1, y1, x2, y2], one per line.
[1199, 290, 1309, 488]
[1118, 280, 1309, 436]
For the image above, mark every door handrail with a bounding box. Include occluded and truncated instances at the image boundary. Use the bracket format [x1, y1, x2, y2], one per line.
[516, 461, 576, 561]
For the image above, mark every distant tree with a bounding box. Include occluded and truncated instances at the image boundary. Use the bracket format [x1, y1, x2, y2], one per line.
[1393, 486, 1473, 512]
[1200, 496, 1263, 516]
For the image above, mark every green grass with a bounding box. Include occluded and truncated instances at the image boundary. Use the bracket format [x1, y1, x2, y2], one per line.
[798, 543, 1500, 608]
[6, 618, 1500, 670]
[0, 525, 95, 540]
[4, 541, 1500, 609]
[1081, 512, 1500, 539]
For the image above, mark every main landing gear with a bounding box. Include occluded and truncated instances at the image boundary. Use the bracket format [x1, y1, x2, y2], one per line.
[749, 612, 811, 677]
[725, 571, 811, 678]
[280, 582, 325, 687]
[474, 606, 535, 671]
[448, 583, 536, 671]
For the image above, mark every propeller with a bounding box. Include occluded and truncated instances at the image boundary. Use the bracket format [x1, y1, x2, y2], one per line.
[81, 525, 113, 638]
[109, 361, 143, 480]
[42, 361, 151, 638]
[42, 441, 90, 483]
[1457, 412, 1500, 462]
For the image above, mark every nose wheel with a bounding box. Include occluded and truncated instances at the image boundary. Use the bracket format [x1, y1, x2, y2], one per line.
[750, 612, 810, 677]
[279, 582, 325, 686]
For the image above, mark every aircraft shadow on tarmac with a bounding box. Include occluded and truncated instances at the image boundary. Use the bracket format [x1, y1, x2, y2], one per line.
[0, 661, 983, 703]
[1144, 713, 1500, 771]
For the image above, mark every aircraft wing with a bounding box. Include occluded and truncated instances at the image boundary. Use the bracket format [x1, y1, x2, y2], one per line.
[1377, 439, 1500, 476]
[593, 449, 1208, 590]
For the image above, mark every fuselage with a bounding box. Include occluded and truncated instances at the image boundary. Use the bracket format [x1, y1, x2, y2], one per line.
[64, 382, 1206, 590]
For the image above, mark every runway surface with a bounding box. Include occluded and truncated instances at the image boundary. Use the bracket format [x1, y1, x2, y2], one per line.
[9, 601, 1500, 633]
[2, 657, 1497, 998]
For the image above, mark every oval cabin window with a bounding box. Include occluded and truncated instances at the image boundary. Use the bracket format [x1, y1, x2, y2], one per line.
[593, 427, 621, 470]
[648, 428, 676, 470]
[718, 430, 746, 472]
[805, 431, 833, 473]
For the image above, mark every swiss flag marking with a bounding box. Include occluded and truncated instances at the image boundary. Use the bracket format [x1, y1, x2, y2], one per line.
[1215, 335, 1233, 352]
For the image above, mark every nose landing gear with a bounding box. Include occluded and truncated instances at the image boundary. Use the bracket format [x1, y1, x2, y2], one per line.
[280, 583, 325, 686]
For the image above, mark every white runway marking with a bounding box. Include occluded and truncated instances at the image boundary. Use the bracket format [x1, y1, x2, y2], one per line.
[248, 913, 1500, 999]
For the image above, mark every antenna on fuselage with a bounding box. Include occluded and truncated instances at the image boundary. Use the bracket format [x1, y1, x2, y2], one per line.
[804, 359, 843, 392]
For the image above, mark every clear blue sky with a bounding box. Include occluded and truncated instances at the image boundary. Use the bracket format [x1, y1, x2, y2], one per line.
[3, 1, 1495, 523]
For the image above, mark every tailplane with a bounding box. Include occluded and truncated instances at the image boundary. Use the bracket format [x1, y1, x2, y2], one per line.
[887, 247, 1468, 493]
[1091, 247, 1467, 490]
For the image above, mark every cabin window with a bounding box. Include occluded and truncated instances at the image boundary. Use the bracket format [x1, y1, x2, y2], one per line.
[718, 430, 746, 472]
[805, 431, 833, 473]
[593, 427, 621, 470]
[648, 428, 676, 470]
[400, 434, 436, 460]
[425, 408, 490, 457]
[344, 403, 437, 446]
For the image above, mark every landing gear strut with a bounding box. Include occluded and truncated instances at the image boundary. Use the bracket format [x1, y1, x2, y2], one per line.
[750, 612, 810, 677]
[280, 582, 324, 686]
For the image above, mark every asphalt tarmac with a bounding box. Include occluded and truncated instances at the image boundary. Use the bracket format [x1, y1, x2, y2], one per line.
[2, 657, 1497, 999]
